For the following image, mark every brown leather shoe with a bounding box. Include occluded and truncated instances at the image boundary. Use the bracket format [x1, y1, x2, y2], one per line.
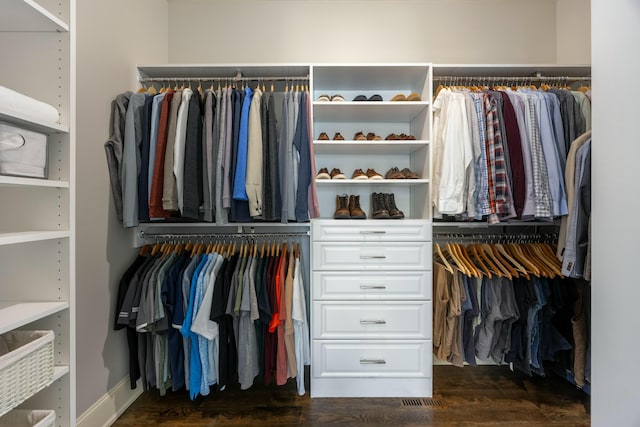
[385, 167, 405, 179]
[316, 167, 330, 179]
[333, 132, 345, 141]
[353, 131, 367, 141]
[330, 168, 346, 179]
[349, 195, 367, 219]
[371, 192, 390, 219]
[352, 168, 367, 180]
[318, 132, 330, 140]
[401, 168, 420, 179]
[334, 194, 350, 219]
[366, 168, 383, 180]
[384, 193, 404, 219]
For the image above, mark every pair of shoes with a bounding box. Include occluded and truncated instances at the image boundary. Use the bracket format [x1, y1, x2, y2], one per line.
[352, 94, 383, 101]
[317, 94, 344, 102]
[352, 168, 383, 180]
[334, 194, 367, 219]
[390, 93, 422, 101]
[371, 192, 404, 219]
[316, 167, 347, 179]
[353, 131, 382, 141]
[317, 132, 344, 141]
[385, 133, 417, 140]
[385, 167, 420, 179]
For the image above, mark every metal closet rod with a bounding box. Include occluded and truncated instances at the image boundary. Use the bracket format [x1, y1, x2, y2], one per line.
[139, 75, 310, 84]
[433, 75, 591, 82]
[138, 230, 309, 241]
[434, 232, 559, 242]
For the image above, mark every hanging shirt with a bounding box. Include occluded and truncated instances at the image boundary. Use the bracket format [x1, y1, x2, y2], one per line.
[233, 86, 253, 201]
[173, 88, 193, 215]
[122, 92, 147, 228]
[246, 88, 263, 217]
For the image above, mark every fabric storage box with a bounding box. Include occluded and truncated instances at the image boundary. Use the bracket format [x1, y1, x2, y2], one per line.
[0, 122, 48, 179]
[0, 409, 55, 427]
[0, 331, 54, 417]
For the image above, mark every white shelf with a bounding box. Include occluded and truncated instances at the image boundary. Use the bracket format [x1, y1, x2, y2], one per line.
[314, 140, 428, 155]
[0, 231, 70, 245]
[312, 64, 431, 91]
[313, 102, 429, 122]
[316, 179, 429, 186]
[0, 0, 69, 32]
[0, 301, 68, 335]
[0, 111, 67, 134]
[137, 63, 310, 79]
[0, 176, 69, 188]
[53, 366, 69, 382]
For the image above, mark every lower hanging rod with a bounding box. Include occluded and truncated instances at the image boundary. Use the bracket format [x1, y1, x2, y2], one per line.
[138, 230, 309, 241]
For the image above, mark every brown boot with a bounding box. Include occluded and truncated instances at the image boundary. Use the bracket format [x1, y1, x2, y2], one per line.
[384, 193, 404, 219]
[349, 194, 367, 219]
[371, 192, 390, 219]
[334, 194, 350, 219]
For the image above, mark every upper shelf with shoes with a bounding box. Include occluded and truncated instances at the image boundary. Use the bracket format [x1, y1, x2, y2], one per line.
[310, 64, 432, 221]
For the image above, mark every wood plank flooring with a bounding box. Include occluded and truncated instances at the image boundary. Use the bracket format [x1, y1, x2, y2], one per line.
[112, 366, 590, 426]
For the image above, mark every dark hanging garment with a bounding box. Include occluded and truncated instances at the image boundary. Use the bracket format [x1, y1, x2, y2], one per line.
[138, 95, 153, 221]
[182, 94, 203, 220]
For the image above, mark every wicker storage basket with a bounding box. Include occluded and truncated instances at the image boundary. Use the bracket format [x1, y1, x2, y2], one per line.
[0, 409, 55, 427]
[0, 331, 54, 417]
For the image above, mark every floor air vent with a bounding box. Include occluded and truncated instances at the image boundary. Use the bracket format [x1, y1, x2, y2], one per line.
[401, 398, 447, 408]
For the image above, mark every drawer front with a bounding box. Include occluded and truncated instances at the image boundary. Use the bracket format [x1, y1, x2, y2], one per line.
[313, 301, 432, 339]
[312, 241, 432, 271]
[312, 340, 432, 378]
[312, 220, 431, 242]
[312, 271, 432, 301]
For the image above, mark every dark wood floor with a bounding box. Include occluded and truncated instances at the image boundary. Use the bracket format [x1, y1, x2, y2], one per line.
[113, 366, 590, 426]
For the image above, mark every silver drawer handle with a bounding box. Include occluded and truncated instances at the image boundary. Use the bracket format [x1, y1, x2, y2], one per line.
[360, 320, 387, 325]
[360, 255, 386, 259]
[360, 285, 387, 290]
[360, 359, 386, 365]
[360, 230, 386, 234]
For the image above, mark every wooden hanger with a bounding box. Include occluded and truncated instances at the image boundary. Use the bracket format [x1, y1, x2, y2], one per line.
[506, 243, 540, 277]
[489, 244, 520, 279]
[138, 244, 151, 256]
[481, 243, 511, 279]
[468, 244, 491, 278]
[434, 243, 454, 274]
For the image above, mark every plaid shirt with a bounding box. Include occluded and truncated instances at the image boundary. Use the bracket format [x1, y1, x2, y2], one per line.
[525, 94, 552, 219]
[470, 93, 490, 218]
[484, 94, 510, 222]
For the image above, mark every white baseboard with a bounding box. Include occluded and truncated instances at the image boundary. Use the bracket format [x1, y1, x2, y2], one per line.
[76, 377, 142, 427]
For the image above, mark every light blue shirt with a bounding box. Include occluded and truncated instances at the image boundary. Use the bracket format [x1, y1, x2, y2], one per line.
[533, 91, 568, 217]
[233, 87, 253, 201]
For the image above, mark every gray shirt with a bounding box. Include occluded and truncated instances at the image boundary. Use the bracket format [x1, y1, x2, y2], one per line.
[104, 92, 131, 223]
[122, 92, 147, 227]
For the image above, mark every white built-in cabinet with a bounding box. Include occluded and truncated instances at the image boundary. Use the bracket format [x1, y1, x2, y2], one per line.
[0, 0, 75, 425]
[310, 64, 433, 397]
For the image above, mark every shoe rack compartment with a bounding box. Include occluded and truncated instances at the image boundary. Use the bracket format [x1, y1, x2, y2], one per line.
[311, 64, 432, 221]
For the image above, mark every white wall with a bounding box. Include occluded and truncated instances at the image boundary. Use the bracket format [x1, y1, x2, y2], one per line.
[556, 0, 591, 64]
[591, 1, 640, 425]
[167, 0, 558, 64]
[75, 0, 168, 418]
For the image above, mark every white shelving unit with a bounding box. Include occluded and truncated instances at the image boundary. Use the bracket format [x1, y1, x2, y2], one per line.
[0, 0, 75, 425]
[310, 64, 433, 398]
[311, 64, 432, 221]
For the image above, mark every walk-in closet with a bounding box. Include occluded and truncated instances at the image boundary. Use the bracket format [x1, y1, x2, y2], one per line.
[0, 0, 637, 426]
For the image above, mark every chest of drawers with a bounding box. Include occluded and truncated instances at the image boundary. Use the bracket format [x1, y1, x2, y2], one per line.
[310, 219, 433, 397]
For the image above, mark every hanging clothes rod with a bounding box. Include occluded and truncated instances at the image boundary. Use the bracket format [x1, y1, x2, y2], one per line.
[138, 230, 310, 241]
[434, 233, 559, 243]
[433, 74, 591, 83]
[139, 75, 310, 84]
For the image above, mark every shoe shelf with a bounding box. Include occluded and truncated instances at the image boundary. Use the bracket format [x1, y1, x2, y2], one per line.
[312, 102, 429, 122]
[313, 140, 429, 155]
[316, 179, 429, 186]
[0, 230, 70, 246]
